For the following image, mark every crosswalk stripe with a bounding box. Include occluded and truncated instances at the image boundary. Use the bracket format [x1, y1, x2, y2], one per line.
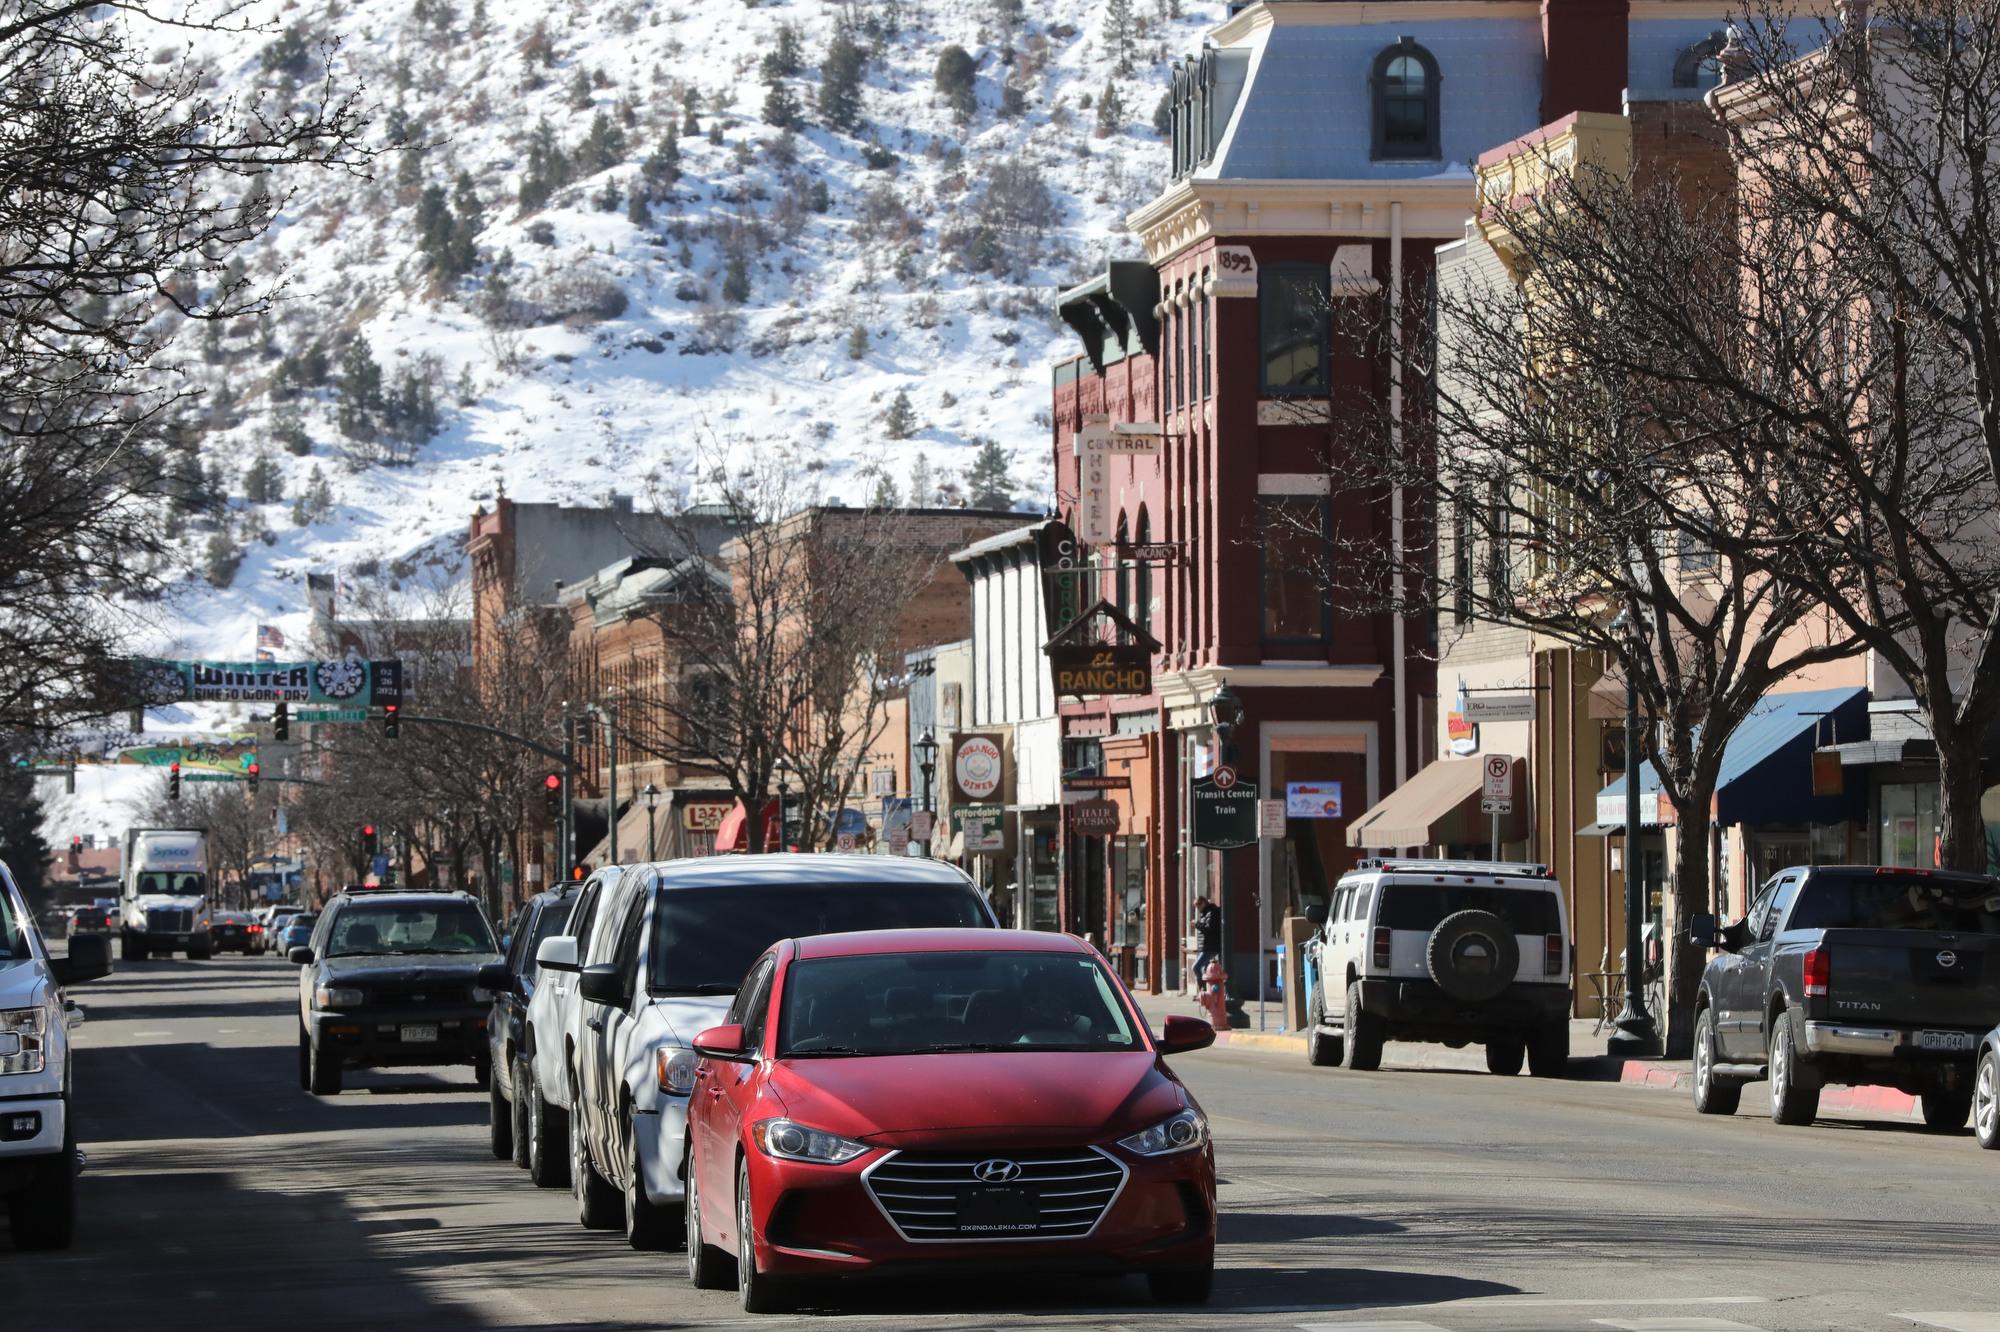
[1591, 1320, 1769, 1331]
[1296, 1323, 1453, 1331]
[1898, 1317, 2000, 1332]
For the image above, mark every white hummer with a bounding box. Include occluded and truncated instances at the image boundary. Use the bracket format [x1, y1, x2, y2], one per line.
[119, 827, 214, 961]
[0, 857, 111, 1249]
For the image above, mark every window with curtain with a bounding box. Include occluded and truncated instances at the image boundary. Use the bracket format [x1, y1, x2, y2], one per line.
[1259, 496, 1329, 647]
[1259, 265, 1329, 394]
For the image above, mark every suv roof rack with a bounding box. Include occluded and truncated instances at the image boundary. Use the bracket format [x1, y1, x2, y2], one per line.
[1352, 857, 1553, 879]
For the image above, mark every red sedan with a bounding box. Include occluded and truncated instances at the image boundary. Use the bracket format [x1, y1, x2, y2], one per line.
[685, 928, 1218, 1313]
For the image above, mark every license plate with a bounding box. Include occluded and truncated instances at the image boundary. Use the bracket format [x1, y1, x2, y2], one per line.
[956, 1186, 1039, 1234]
[399, 1024, 439, 1043]
[1918, 1029, 1977, 1052]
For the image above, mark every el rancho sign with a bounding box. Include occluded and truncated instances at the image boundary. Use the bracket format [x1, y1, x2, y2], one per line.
[1043, 599, 1158, 698]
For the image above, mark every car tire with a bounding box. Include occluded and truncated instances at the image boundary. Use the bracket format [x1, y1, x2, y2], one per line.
[625, 1116, 680, 1251]
[686, 1148, 734, 1290]
[737, 1158, 793, 1313]
[1921, 1087, 1973, 1132]
[472, 1055, 491, 1091]
[488, 1071, 514, 1161]
[527, 1068, 569, 1189]
[571, 1088, 621, 1230]
[8, 1117, 78, 1251]
[511, 1056, 533, 1169]
[1768, 1014, 1819, 1126]
[1976, 1051, 2000, 1149]
[1147, 1262, 1214, 1305]
[297, 1023, 312, 1092]
[308, 1034, 342, 1096]
[1527, 1020, 1570, 1079]
[1485, 1036, 1525, 1076]
[1691, 1008, 1741, 1116]
[1340, 980, 1384, 1072]
[122, 935, 147, 962]
[1306, 989, 1342, 1067]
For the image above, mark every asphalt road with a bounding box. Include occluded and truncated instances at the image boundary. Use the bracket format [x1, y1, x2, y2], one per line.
[12, 955, 2000, 1332]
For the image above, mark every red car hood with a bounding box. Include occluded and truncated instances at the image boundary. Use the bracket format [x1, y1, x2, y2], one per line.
[767, 1051, 1180, 1144]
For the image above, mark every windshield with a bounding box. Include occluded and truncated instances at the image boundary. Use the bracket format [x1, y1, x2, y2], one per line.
[285, 915, 317, 936]
[647, 882, 989, 994]
[0, 884, 29, 970]
[777, 950, 1139, 1056]
[524, 900, 575, 977]
[135, 871, 205, 897]
[1789, 873, 2000, 934]
[324, 902, 496, 957]
[1377, 883, 1560, 934]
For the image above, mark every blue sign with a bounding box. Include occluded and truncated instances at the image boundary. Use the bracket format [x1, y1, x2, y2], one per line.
[371, 854, 389, 877]
[833, 807, 869, 835]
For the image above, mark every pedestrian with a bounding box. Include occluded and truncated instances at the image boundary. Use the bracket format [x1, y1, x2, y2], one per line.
[1190, 894, 1220, 997]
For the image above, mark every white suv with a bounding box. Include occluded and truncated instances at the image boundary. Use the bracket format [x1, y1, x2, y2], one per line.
[1303, 858, 1572, 1077]
[519, 866, 622, 1190]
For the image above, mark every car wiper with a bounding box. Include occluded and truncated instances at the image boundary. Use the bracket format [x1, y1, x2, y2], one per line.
[908, 1042, 1016, 1053]
[654, 983, 740, 995]
[782, 1044, 869, 1057]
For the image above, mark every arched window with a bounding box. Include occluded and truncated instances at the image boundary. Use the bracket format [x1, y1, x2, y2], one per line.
[1674, 31, 1729, 89]
[1134, 509, 1153, 634]
[1371, 38, 1441, 161]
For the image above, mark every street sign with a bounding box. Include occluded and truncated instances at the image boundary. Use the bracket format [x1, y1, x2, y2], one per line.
[1285, 782, 1344, 819]
[1482, 754, 1515, 802]
[1191, 772, 1260, 849]
[1062, 774, 1130, 793]
[1480, 798, 1514, 814]
[835, 833, 858, 852]
[184, 773, 237, 783]
[1070, 799, 1120, 836]
[910, 810, 935, 841]
[1257, 799, 1287, 839]
[1114, 541, 1180, 563]
[297, 708, 369, 723]
[960, 810, 1007, 853]
[371, 854, 389, 876]
[887, 828, 910, 854]
[1465, 693, 1536, 722]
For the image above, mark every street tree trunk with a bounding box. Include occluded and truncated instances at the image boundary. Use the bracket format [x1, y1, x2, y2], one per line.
[1660, 799, 1714, 1060]
[1934, 719, 1991, 874]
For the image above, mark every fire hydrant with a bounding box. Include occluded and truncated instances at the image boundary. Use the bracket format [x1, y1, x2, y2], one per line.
[1198, 958, 1229, 1032]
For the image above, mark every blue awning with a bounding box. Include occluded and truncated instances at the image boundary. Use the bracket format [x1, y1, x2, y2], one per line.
[1599, 687, 1869, 827]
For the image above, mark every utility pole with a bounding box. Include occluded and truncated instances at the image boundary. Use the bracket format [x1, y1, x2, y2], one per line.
[562, 712, 577, 877]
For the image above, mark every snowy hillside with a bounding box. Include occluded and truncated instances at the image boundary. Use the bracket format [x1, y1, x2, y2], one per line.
[133, 0, 1216, 668]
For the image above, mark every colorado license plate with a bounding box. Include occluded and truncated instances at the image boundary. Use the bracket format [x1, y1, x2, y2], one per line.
[399, 1024, 439, 1043]
[1918, 1029, 1977, 1052]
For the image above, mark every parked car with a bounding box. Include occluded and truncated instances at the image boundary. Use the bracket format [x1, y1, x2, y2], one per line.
[486, 883, 580, 1166]
[67, 904, 113, 937]
[684, 927, 1217, 1313]
[0, 858, 112, 1249]
[291, 889, 506, 1096]
[520, 868, 623, 1189]
[562, 855, 998, 1252]
[276, 913, 317, 956]
[209, 912, 265, 955]
[1301, 858, 1572, 1075]
[1689, 864, 2000, 1127]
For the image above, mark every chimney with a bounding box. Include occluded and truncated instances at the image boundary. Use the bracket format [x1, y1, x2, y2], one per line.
[1541, 0, 1630, 123]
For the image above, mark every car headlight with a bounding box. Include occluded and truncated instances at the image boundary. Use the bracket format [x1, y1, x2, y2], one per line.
[1117, 1107, 1208, 1157]
[655, 1045, 698, 1096]
[471, 987, 495, 1004]
[0, 1007, 48, 1075]
[314, 986, 365, 1009]
[750, 1117, 869, 1164]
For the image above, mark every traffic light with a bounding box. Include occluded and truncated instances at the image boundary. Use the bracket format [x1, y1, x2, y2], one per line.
[168, 760, 181, 801]
[571, 863, 585, 881]
[361, 823, 378, 859]
[273, 700, 289, 742]
[246, 761, 260, 793]
[543, 772, 562, 820]
[382, 702, 399, 740]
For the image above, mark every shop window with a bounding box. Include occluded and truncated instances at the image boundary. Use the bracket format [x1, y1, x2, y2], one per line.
[1259, 496, 1330, 649]
[1880, 782, 1941, 867]
[1259, 265, 1329, 395]
[1371, 39, 1442, 161]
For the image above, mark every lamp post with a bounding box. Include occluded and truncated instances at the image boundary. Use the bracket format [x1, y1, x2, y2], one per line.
[1207, 683, 1242, 1007]
[1608, 611, 1660, 1055]
[640, 783, 661, 864]
[774, 756, 790, 854]
[915, 729, 938, 859]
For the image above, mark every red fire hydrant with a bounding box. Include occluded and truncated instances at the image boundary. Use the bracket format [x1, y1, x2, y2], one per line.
[1198, 958, 1229, 1032]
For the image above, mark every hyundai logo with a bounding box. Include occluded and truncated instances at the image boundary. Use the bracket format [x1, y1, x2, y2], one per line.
[972, 1158, 1022, 1184]
[1938, 951, 1959, 970]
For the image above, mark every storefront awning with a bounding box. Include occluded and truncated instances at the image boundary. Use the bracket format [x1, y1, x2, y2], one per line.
[1347, 758, 1526, 850]
[713, 799, 780, 853]
[1598, 686, 1868, 828]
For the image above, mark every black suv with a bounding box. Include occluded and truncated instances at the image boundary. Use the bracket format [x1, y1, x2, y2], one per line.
[290, 888, 507, 1096]
[486, 883, 579, 1165]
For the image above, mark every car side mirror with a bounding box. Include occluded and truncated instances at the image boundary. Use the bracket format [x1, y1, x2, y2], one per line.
[1304, 905, 1328, 929]
[288, 946, 314, 965]
[578, 963, 623, 1007]
[1720, 918, 1752, 952]
[693, 1023, 751, 1062]
[1157, 1013, 1217, 1057]
[477, 961, 515, 994]
[1686, 912, 1717, 951]
[51, 934, 111, 986]
[535, 935, 579, 974]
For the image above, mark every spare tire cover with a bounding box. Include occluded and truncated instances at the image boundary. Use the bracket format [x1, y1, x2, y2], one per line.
[1426, 909, 1519, 1004]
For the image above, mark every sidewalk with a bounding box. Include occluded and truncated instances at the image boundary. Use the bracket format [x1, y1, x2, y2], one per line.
[1128, 988, 1926, 1122]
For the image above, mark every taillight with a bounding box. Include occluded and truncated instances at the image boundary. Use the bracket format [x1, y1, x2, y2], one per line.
[1802, 945, 1829, 998]
[1545, 934, 1564, 976]
[1372, 926, 1392, 968]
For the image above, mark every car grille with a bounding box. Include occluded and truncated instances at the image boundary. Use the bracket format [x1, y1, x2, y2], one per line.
[146, 908, 193, 933]
[363, 983, 475, 1009]
[863, 1147, 1127, 1243]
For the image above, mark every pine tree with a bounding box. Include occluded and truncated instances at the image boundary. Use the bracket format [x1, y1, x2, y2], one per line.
[867, 469, 900, 509]
[1106, 0, 1136, 74]
[762, 21, 804, 77]
[965, 439, 1014, 509]
[567, 66, 593, 109]
[883, 388, 918, 439]
[336, 336, 384, 441]
[415, 181, 455, 271]
[722, 253, 750, 303]
[243, 451, 284, 504]
[762, 79, 801, 129]
[846, 324, 870, 359]
[641, 132, 681, 193]
[581, 110, 626, 172]
[934, 45, 977, 123]
[817, 26, 866, 132]
[807, 177, 831, 212]
[1095, 78, 1124, 135]
[626, 185, 650, 226]
[908, 453, 935, 506]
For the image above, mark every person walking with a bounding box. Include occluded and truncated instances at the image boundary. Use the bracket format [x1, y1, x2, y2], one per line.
[1190, 894, 1221, 998]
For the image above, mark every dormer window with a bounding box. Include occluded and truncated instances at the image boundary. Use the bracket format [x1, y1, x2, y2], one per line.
[1371, 38, 1441, 161]
[1674, 30, 1729, 89]
[1169, 48, 1220, 180]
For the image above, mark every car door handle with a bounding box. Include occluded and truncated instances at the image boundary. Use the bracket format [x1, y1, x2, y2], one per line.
[586, 1017, 605, 1032]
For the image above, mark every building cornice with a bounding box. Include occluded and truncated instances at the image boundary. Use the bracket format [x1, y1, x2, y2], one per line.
[1214, 0, 1544, 45]
[1128, 176, 1478, 264]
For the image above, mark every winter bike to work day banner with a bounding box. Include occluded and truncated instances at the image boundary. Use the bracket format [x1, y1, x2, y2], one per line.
[131, 656, 403, 706]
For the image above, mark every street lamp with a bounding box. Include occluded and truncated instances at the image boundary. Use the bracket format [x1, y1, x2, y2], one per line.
[774, 755, 790, 854]
[1206, 683, 1243, 1010]
[640, 782, 661, 864]
[914, 729, 938, 860]
[1607, 609, 1660, 1055]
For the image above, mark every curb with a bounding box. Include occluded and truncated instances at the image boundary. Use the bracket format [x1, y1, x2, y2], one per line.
[1616, 1059, 1921, 1119]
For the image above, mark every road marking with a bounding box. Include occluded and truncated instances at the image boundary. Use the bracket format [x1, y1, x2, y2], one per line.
[1281, 1299, 1769, 1315]
[132, 1030, 172, 1037]
[1298, 1322, 1451, 1331]
[1592, 1320, 1768, 1331]
[1899, 1317, 2000, 1332]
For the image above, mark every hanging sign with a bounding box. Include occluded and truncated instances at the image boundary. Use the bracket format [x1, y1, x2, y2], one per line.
[1191, 772, 1260, 849]
[1070, 799, 1121, 836]
[132, 656, 404, 707]
[1043, 600, 1160, 698]
[951, 734, 1006, 803]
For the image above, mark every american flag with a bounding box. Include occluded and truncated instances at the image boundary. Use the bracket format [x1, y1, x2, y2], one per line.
[255, 624, 286, 662]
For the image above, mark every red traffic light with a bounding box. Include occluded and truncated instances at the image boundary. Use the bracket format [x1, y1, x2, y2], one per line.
[544, 774, 562, 790]
[362, 823, 375, 837]
[169, 760, 180, 773]
[247, 762, 260, 775]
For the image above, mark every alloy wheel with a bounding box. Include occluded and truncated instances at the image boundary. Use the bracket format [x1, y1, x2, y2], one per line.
[1978, 1056, 1998, 1144]
[1695, 1026, 1712, 1097]
[1770, 1028, 1788, 1112]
